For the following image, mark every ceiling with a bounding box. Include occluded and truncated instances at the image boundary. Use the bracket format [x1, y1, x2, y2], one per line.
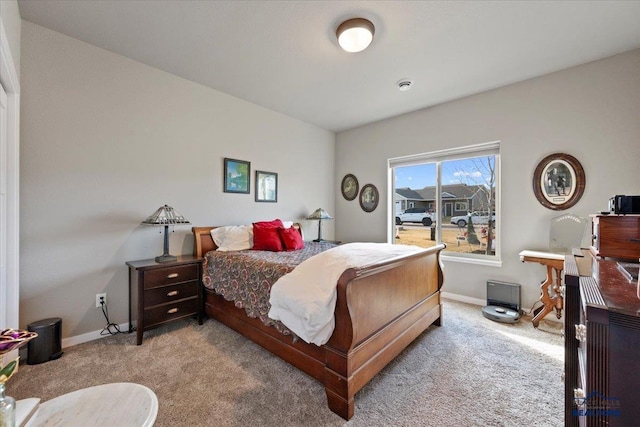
[17, 1, 640, 132]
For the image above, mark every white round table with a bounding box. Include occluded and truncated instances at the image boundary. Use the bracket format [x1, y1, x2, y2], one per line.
[23, 382, 158, 427]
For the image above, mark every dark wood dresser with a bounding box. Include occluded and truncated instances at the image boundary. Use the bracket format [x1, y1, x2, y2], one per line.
[127, 256, 204, 345]
[564, 249, 640, 426]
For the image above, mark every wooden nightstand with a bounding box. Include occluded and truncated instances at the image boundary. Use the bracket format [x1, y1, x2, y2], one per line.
[126, 256, 204, 345]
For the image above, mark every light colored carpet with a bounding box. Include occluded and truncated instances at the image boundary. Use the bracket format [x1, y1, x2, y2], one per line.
[9, 299, 563, 426]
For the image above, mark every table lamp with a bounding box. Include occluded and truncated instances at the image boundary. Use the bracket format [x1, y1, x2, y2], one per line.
[142, 205, 191, 263]
[306, 208, 333, 242]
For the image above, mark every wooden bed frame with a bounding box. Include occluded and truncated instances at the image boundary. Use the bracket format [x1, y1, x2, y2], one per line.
[192, 226, 445, 420]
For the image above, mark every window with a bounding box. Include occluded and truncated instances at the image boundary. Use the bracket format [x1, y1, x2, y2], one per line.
[389, 141, 500, 264]
[454, 202, 468, 212]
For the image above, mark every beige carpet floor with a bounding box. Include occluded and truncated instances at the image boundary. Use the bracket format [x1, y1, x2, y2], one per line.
[9, 299, 563, 426]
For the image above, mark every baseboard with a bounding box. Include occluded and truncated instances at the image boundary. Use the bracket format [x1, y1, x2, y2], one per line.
[61, 322, 130, 348]
[441, 292, 485, 306]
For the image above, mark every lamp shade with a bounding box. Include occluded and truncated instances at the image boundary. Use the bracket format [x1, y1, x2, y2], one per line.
[336, 18, 375, 53]
[306, 208, 333, 220]
[306, 208, 332, 242]
[142, 205, 190, 225]
[142, 205, 190, 263]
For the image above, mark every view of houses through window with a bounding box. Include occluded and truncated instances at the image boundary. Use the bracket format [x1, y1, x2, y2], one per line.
[390, 143, 499, 259]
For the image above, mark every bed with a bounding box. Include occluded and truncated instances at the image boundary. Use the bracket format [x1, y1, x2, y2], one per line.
[192, 225, 445, 420]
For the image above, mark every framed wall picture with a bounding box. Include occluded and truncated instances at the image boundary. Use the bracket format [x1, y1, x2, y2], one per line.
[224, 158, 250, 194]
[255, 170, 278, 202]
[359, 184, 379, 212]
[532, 153, 585, 210]
[341, 174, 359, 201]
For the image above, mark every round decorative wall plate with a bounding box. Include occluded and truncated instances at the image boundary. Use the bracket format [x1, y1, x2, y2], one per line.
[341, 174, 359, 201]
[359, 184, 379, 213]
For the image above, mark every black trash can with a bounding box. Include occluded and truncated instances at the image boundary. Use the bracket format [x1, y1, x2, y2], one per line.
[27, 317, 63, 365]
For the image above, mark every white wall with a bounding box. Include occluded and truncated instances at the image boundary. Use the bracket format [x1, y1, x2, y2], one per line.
[20, 21, 335, 339]
[336, 49, 640, 308]
[0, 0, 21, 76]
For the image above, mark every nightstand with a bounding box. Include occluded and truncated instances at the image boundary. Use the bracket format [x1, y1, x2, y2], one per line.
[126, 256, 204, 345]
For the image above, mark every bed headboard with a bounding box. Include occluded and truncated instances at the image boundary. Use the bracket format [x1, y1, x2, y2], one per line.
[192, 223, 303, 258]
[192, 226, 218, 258]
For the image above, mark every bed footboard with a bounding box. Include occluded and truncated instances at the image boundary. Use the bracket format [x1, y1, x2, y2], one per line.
[323, 244, 445, 419]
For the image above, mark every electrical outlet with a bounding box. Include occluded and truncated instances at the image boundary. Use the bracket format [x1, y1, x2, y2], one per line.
[96, 293, 107, 308]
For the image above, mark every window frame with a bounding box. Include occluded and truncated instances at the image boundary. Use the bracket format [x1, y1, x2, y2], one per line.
[454, 201, 468, 212]
[388, 141, 501, 266]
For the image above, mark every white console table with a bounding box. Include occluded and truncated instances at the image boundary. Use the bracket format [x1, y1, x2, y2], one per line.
[17, 382, 158, 427]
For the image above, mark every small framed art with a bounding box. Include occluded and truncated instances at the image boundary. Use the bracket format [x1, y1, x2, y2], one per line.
[255, 170, 278, 202]
[341, 174, 359, 201]
[532, 153, 585, 210]
[224, 158, 250, 194]
[359, 184, 379, 213]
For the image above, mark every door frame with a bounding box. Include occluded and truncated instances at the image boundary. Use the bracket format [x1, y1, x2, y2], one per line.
[1, 19, 21, 334]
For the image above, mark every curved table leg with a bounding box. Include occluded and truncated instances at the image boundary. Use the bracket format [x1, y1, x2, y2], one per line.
[532, 264, 563, 328]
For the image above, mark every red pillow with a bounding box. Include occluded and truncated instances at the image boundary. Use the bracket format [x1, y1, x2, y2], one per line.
[279, 227, 305, 251]
[254, 219, 283, 228]
[252, 222, 284, 251]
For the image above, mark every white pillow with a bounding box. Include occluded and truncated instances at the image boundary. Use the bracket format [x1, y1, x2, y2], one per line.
[210, 225, 253, 251]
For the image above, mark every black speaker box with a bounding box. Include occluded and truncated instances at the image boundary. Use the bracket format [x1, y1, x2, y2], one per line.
[609, 195, 640, 214]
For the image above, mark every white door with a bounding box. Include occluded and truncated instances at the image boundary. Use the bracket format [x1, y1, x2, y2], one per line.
[0, 82, 7, 328]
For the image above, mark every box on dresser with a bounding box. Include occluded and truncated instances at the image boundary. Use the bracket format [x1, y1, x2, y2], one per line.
[608, 195, 640, 214]
[590, 214, 640, 260]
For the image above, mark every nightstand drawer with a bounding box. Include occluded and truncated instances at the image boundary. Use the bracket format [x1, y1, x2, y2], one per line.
[143, 263, 199, 289]
[144, 281, 199, 307]
[143, 297, 198, 327]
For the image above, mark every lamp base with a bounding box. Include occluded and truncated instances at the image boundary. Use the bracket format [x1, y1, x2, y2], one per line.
[155, 254, 177, 263]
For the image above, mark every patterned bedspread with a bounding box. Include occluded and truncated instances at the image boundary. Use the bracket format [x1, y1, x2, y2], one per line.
[203, 242, 338, 336]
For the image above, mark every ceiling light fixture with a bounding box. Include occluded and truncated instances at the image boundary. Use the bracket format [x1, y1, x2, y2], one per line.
[336, 18, 375, 53]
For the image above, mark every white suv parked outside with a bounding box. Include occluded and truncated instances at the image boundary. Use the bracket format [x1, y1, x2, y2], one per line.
[395, 208, 434, 226]
[450, 211, 496, 227]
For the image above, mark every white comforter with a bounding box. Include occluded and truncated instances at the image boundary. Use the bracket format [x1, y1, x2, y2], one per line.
[267, 242, 425, 345]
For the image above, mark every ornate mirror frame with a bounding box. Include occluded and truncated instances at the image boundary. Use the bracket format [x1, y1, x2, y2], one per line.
[533, 153, 585, 211]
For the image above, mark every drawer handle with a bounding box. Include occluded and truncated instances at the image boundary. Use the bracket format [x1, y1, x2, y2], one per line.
[167, 273, 179, 279]
[630, 238, 640, 243]
[575, 324, 587, 342]
[167, 291, 179, 297]
[167, 308, 179, 314]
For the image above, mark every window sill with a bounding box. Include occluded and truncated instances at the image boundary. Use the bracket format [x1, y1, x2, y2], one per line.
[440, 253, 502, 268]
